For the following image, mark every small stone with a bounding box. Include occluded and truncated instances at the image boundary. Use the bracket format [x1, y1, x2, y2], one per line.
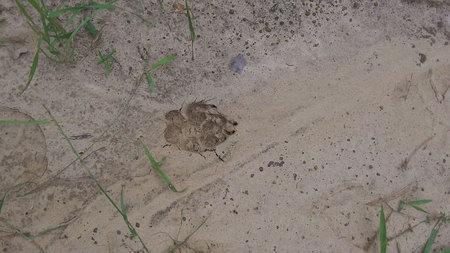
[229, 54, 246, 74]
[419, 53, 427, 63]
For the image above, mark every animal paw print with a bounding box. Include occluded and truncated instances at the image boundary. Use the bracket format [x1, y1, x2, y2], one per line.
[164, 101, 237, 152]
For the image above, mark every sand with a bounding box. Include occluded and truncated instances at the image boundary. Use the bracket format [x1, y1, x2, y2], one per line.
[0, 0, 449, 252]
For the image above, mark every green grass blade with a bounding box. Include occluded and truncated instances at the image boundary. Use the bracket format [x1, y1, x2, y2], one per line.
[14, 0, 38, 28]
[87, 170, 123, 216]
[152, 55, 176, 70]
[441, 249, 450, 253]
[141, 142, 186, 193]
[0, 120, 52, 125]
[397, 201, 405, 212]
[19, 35, 41, 95]
[185, 0, 195, 42]
[145, 72, 155, 92]
[170, 217, 208, 253]
[185, 0, 195, 59]
[423, 224, 441, 253]
[407, 199, 432, 206]
[137, 0, 144, 13]
[97, 50, 115, 64]
[67, 8, 103, 47]
[120, 187, 127, 220]
[0, 218, 45, 253]
[0, 192, 7, 215]
[97, 50, 115, 74]
[0, 181, 32, 212]
[42, 104, 82, 164]
[380, 205, 387, 253]
[181, 217, 208, 245]
[87, 170, 150, 253]
[38, 0, 49, 12]
[176, 209, 184, 241]
[86, 21, 99, 37]
[40, 12, 50, 44]
[0, 20, 4, 44]
[408, 204, 429, 214]
[15, 181, 31, 188]
[27, 0, 47, 18]
[396, 241, 401, 253]
[64, 1, 118, 48]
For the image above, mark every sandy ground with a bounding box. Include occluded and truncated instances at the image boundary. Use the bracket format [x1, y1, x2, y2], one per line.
[1, 0, 449, 252]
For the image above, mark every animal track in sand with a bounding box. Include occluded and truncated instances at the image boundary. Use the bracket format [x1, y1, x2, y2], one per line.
[164, 101, 237, 152]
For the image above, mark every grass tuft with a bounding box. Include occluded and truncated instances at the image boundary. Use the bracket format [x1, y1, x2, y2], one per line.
[14, 0, 152, 94]
[97, 49, 116, 75]
[169, 209, 208, 253]
[377, 198, 449, 253]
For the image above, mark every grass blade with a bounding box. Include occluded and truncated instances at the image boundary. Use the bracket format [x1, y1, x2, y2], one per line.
[380, 205, 387, 253]
[441, 249, 450, 253]
[86, 21, 100, 38]
[0, 19, 4, 44]
[137, 0, 144, 13]
[42, 104, 82, 164]
[185, 1, 195, 41]
[145, 72, 155, 92]
[14, 181, 31, 188]
[407, 199, 432, 206]
[14, 0, 38, 28]
[97, 50, 115, 64]
[152, 55, 176, 70]
[0, 120, 52, 125]
[22, 74, 145, 197]
[0, 181, 32, 214]
[67, 8, 103, 47]
[0, 218, 45, 253]
[87, 170, 122, 215]
[141, 142, 186, 193]
[170, 217, 208, 253]
[423, 223, 441, 253]
[97, 50, 115, 74]
[87, 171, 150, 253]
[408, 204, 430, 214]
[185, 0, 195, 60]
[397, 200, 405, 212]
[19, 36, 42, 95]
[396, 241, 401, 253]
[406, 199, 433, 214]
[120, 187, 127, 220]
[0, 192, 6, 215]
